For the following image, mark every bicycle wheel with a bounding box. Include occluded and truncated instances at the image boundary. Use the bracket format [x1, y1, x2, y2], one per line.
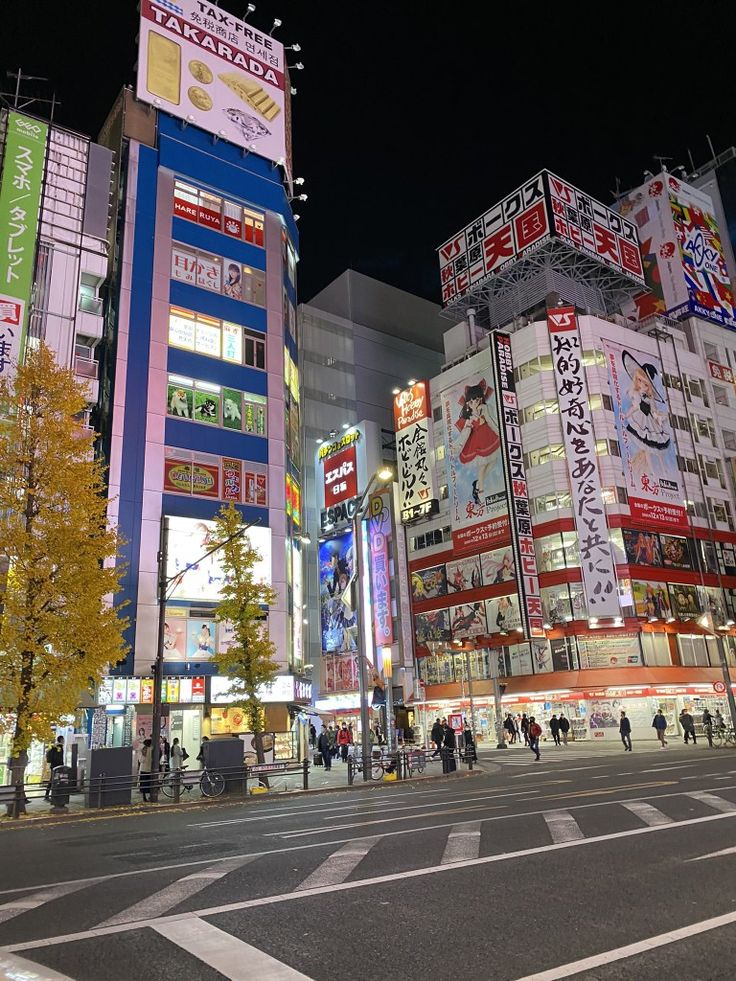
[414, 755, 426, 774]
[159, 773, 175, 799]
[201, 770, 225, 798]
[370, 761, 385, 781]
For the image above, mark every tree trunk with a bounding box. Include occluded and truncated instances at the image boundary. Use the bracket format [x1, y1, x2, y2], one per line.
[253, 728, 269, 789]
[6, 750, 29, 818]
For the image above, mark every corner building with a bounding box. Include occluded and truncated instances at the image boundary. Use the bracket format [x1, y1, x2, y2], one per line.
[98, 92, 304, 748]
[409, 170, 736, 744]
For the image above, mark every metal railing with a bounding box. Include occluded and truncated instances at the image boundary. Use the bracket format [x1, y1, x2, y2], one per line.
[346, 747, 475, 785]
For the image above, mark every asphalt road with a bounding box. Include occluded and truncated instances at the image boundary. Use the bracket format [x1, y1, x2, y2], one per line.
[2, 742, 736, 980]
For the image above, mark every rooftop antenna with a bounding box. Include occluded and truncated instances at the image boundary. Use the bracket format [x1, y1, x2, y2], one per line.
[687, 148, 696, 173]
[706, 134, 717, 162]
[0, 69, 60, 121]
[653, 154, 672, 173]
[610, 176, 622, 200]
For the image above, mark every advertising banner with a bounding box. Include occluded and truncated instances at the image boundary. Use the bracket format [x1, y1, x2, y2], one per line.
[0, 111, 48, 378]
[603, 338, 687, 529]
[318, 531, 357, 654]
[668, 583, 701, 620]
[577, 633, 642, 669]
[485, 594, 522, 635]
[164, 456, 193, 494]
[440, 352, 508, 555]
[414, 609, 451, 645]
[410, 564, 447, 601]
[393, 381, 439, 523]
[136, 0, 286, 168]
[480, 546, 516, 586]
[446, 554, 482, 593]
[622, 529, 662, 567]
[367, 494, 394, 649]
[323, 444, 358, 507]
[450, 602, 487, 640]
[166, 517, 271, 600]
[492, 331, 545, 637]
[632, 580, 673, 619]
[191, 461, 220, 498]
[222, 457, 242, 501]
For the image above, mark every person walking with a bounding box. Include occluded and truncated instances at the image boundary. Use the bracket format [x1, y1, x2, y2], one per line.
[44, 736, 65, 801]
[620, 711, 632, 752]
[549, 714, 561, 746]
[514, 715, 522, 743]
[702, 707, 714, 748]
[309, 723, 317, 749]
[443, 721, 457, 772]
[327, 724, 337, 762]
[139, 738, 153, 802]
[337, 722, 352, 762]
[463, 721, 476, 761]
[196, 735, 209, 765]
[317, 725, 332, 771]
[652, 708, 668, 748]
[528, 717, 542, 761]
[679, 709, 697, 744]
[558, 714, 571, 746]
[431, 718, 444, 758]
[520, 713, 530, 746]
[169, 737, 184, 770]
[503, 714, 516, 744]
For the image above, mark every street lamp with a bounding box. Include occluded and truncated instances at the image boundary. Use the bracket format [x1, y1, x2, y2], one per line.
[351, 466, 393, 779]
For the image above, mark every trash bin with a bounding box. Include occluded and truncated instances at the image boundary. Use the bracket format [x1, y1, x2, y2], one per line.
[50, 765, 72, 807]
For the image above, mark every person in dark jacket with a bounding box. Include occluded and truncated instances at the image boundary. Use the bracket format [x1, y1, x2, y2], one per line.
[558, 714, 571, 746]
[317, 725, 332, 771]
[619, 711, 632, 752]
[652, 709, 668, 748]
[44, 736, 65, 801]
[309, 723, 317, 749]
[520, 713, 530, 746]
[702, 708, 714, 748]
[549, 715, 561, 746]
[503, 714, 516, 743]
[528, 717, 542, 761]
[463, 722, 476, 761]
[430, 718, 444, 758]
[443, 722, 457, 772]
[679, 709, 697, 745]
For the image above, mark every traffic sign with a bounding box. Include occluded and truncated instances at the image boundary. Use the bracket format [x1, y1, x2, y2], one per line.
[713, 681, 727, 694]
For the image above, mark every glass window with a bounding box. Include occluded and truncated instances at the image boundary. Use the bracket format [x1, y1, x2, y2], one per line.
[243, 393, 267, 436]
[714, 385, 729, 407]
[222, 322, 242, 363]
[244, 329, 266, 369]
[168, 308, 196, 351]
[244, 207, 265, 247]
[242, 266, 266, 307]
[195, 316, 221, 358]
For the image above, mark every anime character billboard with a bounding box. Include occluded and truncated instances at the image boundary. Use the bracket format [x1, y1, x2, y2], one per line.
[319, 532, 357, 654]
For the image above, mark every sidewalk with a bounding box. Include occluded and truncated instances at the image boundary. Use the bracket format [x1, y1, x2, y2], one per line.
[476, 737, 729, 756]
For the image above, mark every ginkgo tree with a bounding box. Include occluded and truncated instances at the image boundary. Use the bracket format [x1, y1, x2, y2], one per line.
[211, 502, 280, 768]
[0, 344, 128, 814]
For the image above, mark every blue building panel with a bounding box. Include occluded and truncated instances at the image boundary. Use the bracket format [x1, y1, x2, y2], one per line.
[162, 493, 268, 528]
[164, 418, 270, 464]
[167, 348, 268, 396]
[169, 280, 268, 333]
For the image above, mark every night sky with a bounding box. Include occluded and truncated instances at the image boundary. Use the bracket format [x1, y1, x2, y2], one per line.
[2, 2, 735, 304]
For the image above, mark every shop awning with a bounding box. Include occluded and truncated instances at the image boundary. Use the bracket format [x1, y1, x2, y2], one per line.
[502, 666, 736, 697]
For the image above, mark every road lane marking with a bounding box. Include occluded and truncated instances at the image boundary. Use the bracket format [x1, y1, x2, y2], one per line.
[6, 809, 736, 955]
[687, 790, 736, 812]
[0, 881, 95, 924]
[153, 917, 311, 979]
[295, 837, 379, 891]
[97, 854, 259, 928]
[688, 845, 736, 862]
[441, 822, 481, 864]
[511, 765, 607, 777]
[271, 803, 507, 838]
[315, 790, 532, 822]
[512, 908, 736, 980]
[0, 952, 75, 980]
[620, 800, 674, 826]
[543, 810, 584, 843]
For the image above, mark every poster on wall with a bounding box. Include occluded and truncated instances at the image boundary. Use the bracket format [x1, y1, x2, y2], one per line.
[577, 632, 642, 668]
[414, 609, 451, 645]
[162, 617, 187, 659]
[323, 653, 359, 693]
[411, 564, 447, 601]
[393, 382, 439, 522]
[632, 580, 672, 619]
[701, 585, 726, 622]
[532, 638, 554, 674]
[485, 594, 522, 634]
[186, 619, 216, 659]
[659, 534, 694, 571]
[166, 517, 270, 600]
[668, 582, 701, 620]
[508, 644, 533, 676]
[549, 310, 619, 618]
[446, 555, 482, 593]
[449, 602, 487, 640]
[318, 532, 357, 654]
[622, 529, 662, 567]
[440, 354, 508, 555]
[480, 547, 515, 586]
[368, 493, 394, 648]
[603, 338, 687, 529]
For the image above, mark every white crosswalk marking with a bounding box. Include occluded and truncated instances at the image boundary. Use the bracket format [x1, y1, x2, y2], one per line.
[153, 918, 312, 980]
[97, 855, 259, 928]
[0, 881, 94, 925]
[687, 791, 736, 813]
[620, 800, 674, 826]
[543, 809, 584, 843]
[294, 837, 379, 891]
[441, 822, 481, 864]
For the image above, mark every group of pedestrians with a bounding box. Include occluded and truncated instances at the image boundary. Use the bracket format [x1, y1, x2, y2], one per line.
[429, 718, 475, 763]
[315, 722, 359, 771]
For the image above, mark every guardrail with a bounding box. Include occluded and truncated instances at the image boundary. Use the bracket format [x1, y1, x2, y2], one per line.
[346, 747, 475, 785]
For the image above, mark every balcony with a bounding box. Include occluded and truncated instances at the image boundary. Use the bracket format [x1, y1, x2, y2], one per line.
[74, 354, 99, 404]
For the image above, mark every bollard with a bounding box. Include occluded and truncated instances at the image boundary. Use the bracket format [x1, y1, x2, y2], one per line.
[97, 773, 105, 809]
[347, 756, 354, 786]
[302, 758, 309, 790]
[173, 768, 181, 804]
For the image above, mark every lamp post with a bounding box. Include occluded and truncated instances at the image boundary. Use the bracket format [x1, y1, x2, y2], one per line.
[489, 649, 508, 750]
[382, 645, 394, 752]
[351, 466, 394, 779]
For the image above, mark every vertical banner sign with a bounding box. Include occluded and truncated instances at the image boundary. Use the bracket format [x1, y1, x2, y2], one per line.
[548, 308, 620, 617]
[393, 381, 439, 522]
[368, 494, 394, 647]
[602, 338, 687, 529]
[0, 111, 48, 378]
[492, 332, 545, 639]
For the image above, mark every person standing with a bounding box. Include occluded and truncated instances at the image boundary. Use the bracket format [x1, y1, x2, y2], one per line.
[528, 717, 542, 761]
[463, 721, 476, 761]
[309, 723, 317, 749]
[702, 707, 714, 748]
[503, 714, 516, 744]
[337, 722, 352, 762]
[139, 738, 153, 802]
[327, 724, 337, 762]
[44, 736, 65, 801]
[443, 721, 457, 772]
[317, 725, 332, 771]
[430, 718, 444, 758]
[169, 737, 184, 770]
[619, 711, 632, 752]
[652, 708, 668, 748]
[549, 714, 561, 746]
[520, 713, 530, 746]
[514, 715, 522, 744]
[196, 735, 209, 765]
[679, 709, 697, 744]
[558, 714, 570, 746]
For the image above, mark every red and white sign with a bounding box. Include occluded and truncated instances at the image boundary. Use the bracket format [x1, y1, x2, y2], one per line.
[708, 361, 735, 385]
[448, 713, 464, 733]
[222, 457, 242, 502]
[323, 445, 358, 506]
[713, 680, 727, 694]
[393, 381, 438, 523]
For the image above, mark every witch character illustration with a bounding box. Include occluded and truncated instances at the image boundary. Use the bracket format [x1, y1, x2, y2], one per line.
[621, 351, 671, 489]
[455, 380, 501, 506]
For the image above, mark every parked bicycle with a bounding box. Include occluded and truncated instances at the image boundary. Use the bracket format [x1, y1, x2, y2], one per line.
[713, 726, 736, 748]
[351, 753, 385, 781]
[160, 765, 226, 799]
[404, 749, 427, 777]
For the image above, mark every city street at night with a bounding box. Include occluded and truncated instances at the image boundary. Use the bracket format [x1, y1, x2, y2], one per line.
[2, 745, 736, 980]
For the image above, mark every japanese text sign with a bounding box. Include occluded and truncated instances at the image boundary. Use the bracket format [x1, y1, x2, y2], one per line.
[368, 493, 394, 648]
[393, 381, 439, 523]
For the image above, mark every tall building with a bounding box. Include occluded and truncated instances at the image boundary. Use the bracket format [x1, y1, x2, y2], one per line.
[405, 170, 736, 744]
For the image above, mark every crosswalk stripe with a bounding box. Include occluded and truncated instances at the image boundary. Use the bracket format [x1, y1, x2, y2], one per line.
[543, 809, 584, 843]
[441, 822, 481, 864]
[0, 881, 93, 925]
[97, 855, 259, 928]
[687, 791, 736, 813]
[620, 800, 674, 826]
[152, 917, 311, 980]
[294, 837, 379, 891]
[0, 951, 75, 980]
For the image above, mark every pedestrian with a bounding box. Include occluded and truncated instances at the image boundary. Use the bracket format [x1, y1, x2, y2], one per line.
[702, 707, 714, 748]
[549, 714, 561, 746]
[430, 717, 444, 758]
[463, 721, 476, 761]
[196, 735, 209, 765]
[309, 723, 317, 749]
[558, 714, 571, 746]
[327, 724, 337, 761]
[679, 709, 697, 744]
[169, 737, 184, 770]
[503, 713, 516, 744]
[528, 717, 542, 761]
[652, 708, 668, 748]
[620, 711, 632, 752]
[337, 722, 352, 762]
[317, 725, 332, 771]
[715, 709, 726, 733]
[520, 713, 530, 746]
[443, 721, 457, 772]
[160, 736, 170, 772]
[139, 738, 153, 802]
[44, 736, 65, 801]
[514, 715, 522, 743]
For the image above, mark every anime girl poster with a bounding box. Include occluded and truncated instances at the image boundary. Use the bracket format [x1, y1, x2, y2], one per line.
[446, 555, 483, 593]
[603, 340, 687, 530]
[440, 354, 508, 553]
[450, 602, 487, 640]
[318, 532, 357, 653]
